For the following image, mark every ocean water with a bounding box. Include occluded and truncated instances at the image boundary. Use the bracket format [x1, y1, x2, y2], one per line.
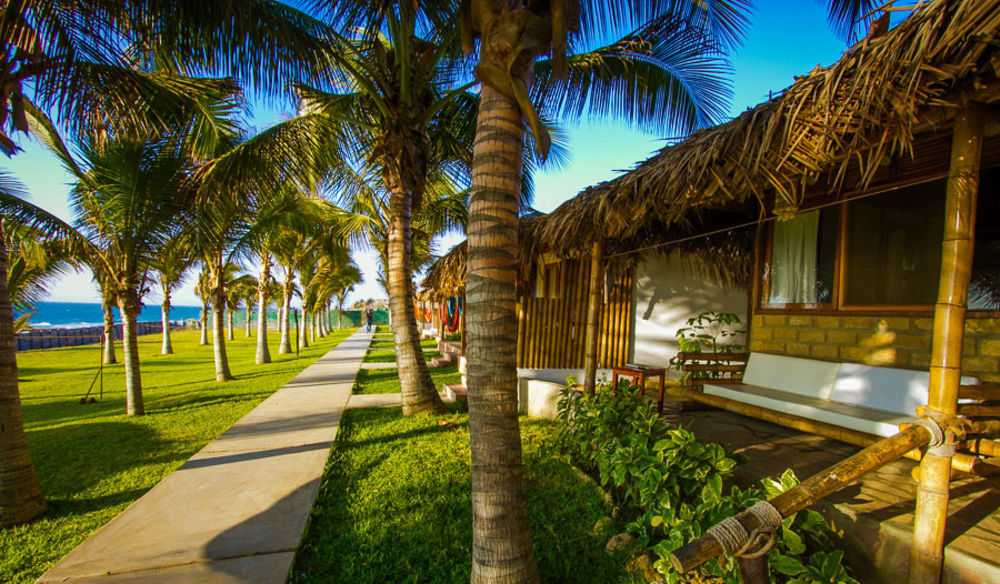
[14, 301, 204, 329]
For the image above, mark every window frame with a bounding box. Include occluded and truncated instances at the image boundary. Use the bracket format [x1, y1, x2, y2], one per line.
[757, 172, 1000, 317]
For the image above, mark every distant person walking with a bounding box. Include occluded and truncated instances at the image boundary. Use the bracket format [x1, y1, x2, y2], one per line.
[365, 308, 374, 332]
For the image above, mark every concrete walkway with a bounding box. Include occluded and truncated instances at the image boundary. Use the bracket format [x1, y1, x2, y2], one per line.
[37, 328, 373, 584]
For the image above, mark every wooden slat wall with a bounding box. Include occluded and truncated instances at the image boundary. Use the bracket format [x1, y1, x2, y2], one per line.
[516, 260, 634, 369]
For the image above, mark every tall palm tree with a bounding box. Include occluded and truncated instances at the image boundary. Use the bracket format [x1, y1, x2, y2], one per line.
[195, 267, 211, 346]
[456, 1, 752, 580]
[151, 233, 195, 355]
[230, 274, 258, 338]
[242, 15, 478, 414]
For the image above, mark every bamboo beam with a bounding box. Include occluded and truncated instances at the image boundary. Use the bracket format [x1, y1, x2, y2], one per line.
[957, 404, 1000, 417]
[671, 423, 933, 573]
[959, 383, 1000, 401]
[584, 240, 604, 395]
[910, 104, 984, 584]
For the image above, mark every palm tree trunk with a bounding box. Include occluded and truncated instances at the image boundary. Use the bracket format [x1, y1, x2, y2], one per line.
[226, 308, 234, 341]
[161, 298, 173, 355]
[299, 309, 310, 349]
[199, 300, 209, 345]
[279, 275, 293, 354]
[245, 296, 253, 337]
[0, 221, 46, 527]
[119, 290, 145, 417]
[212, 284, 233, 381]
[385, 176, 445, 415]
[466, 84, 540, 584]
[256, 265, 272, 364]
[102, 302, 117, 364]
[310, 311, 317, 342]
[160, 300, 174, 355]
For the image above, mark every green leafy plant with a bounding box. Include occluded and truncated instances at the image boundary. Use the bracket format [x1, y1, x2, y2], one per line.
[556, 384, 857, 584]
[668, 311, 745, 382]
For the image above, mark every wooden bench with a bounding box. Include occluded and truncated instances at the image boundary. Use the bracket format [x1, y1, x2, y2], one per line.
[671, 352, 992, 473]
[678, 352, 748, 388]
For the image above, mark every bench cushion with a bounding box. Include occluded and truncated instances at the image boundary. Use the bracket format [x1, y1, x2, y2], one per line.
[831, 363, 979, 416]
[703, 383, 911, 437]
[742, 353, 841, 400]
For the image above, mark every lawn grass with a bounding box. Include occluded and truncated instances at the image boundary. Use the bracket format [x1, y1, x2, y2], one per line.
[362, 349, 442, 363]
[291, 406, 638, 584]
[369, 339, 437, 350]
[2, 327, 357, 584]
[353, 364, 462, 394]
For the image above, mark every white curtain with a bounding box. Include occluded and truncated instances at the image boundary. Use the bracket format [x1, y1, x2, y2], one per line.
[769, 211, 819, 304]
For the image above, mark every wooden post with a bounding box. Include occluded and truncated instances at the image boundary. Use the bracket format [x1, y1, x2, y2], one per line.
[909, 104, 984, 584]
[738, 556, 769, 584]
[584, 240, 604, 395]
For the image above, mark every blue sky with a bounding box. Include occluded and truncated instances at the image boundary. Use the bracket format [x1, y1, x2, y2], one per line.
[8, 0, 851, 308]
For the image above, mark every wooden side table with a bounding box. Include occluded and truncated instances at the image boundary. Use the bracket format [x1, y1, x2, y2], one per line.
[612, 364, 667, 413]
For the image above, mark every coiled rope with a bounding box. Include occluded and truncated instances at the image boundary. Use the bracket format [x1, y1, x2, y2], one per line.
[706, 501, 784, 558]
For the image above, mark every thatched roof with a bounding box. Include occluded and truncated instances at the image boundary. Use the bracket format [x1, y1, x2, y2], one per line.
[421, 211, 547, 299]
[540, 0, 1000, 257]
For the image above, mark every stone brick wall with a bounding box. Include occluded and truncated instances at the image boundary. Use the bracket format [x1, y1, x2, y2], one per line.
[749, 313, 1000, 382]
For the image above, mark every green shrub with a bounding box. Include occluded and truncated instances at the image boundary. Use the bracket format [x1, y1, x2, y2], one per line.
[556, 385, 857, 584]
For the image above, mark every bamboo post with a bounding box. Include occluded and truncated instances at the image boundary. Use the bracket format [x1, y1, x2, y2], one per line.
[909, 104, 983, 584]
[584, 240, 605, 395]
[557, 263, 570, 367]
[574, 261, 588, 367]
[526, 297, 537, 368]
[671, 424, 934, 573]
[516, 299, 526, 367]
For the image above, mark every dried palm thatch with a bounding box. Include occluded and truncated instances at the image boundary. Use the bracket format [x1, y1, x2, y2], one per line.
[540, 0, 1000, 256]
[421, 211, 548, 299]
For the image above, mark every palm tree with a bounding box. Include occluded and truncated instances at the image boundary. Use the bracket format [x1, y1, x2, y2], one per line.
[290, 23, 480, 415]
[226, 274, 255, 342]
[255, 257, 275, 364]
[151, 234, 195, 355]
[230, 274, 258, 338]
[195, 267, 211, 346]
[450, 1, 754, 580]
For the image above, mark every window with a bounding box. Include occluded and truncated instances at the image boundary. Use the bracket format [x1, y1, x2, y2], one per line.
[970, 167, 1000, 310]
[842, 183, 944, 306]
[767, 210, 837, 306]
[762, 166, 1000, 312]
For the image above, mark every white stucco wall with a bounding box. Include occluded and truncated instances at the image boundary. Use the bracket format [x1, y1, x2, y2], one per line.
[630, 252, 748, 375]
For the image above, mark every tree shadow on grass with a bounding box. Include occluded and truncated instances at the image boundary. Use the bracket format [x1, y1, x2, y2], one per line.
[27, 421, 166, 497]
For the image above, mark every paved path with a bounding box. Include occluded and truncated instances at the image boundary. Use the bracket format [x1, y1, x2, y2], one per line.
[37, 328, 373, 584]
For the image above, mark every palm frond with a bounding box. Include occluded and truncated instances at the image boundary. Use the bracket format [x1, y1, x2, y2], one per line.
[533, 13, 733, 136]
